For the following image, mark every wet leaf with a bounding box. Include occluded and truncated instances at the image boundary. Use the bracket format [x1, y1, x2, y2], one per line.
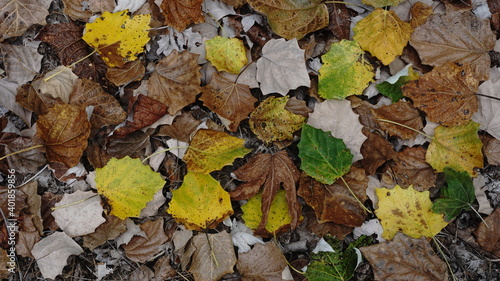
[205, 36, 248, 74]
[160, 0, 204, 32]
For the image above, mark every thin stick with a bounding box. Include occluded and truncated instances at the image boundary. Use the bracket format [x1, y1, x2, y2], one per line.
[432, 236, 458, 281]
[468, 204, 489, 228]
[51, 194, 99, 211]
[375, 118, 433, 139]
[0, 144, 44, 162]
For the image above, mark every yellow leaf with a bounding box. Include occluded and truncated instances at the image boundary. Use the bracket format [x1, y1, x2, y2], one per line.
[426, 121, 483, 177]
[362, 0, 404, 8]
[353, 8, 413, 65]
[168, 172, 233, 230]
[375, 185, 448, 240]
[205, 36, 248, 74]
[95, 156, 165, 219]
[183, 129, 251, 174]
[82, 10, 151, 67]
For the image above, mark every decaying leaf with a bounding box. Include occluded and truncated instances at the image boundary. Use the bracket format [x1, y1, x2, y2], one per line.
[123, 219, 169, 263]
[105, 60, 145, 86]
[371, 100, 423, 140]
[0, 43, 43, 85]
[33, 66, 78, 104]
[472, 71, 500, 141]
[0, 0, 51, 40]
[410, 1, 433, 28]
[360, 131, 397, 175]
[237, 242, 288, 280]
[2, 135, 47, 174]
[205, 36, 248, 74]
[16, 81, 60, 116]
[156, 111, 201, 143]
[326, 3, 350, 40]
[83, 215, 127, 250]
[160, 0, 204, 32]
[474, 208, 500, 257]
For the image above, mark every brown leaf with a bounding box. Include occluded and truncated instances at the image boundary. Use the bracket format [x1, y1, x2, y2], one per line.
[15, 229, 39, 258]
[129, 265, 154, 281]
[442, 0, 472, 11]
[410, 11, 496, 80]
[123, 219, 169, 263]
[16, 82, 61, 115]
[474, 208, 500, 257]
[285, 97, 312, 118]
[37, 103, 91, 168]
[402, 62, 478, 126]
[160, 0, 204, 32]
[230, 150, 301, 230]
[40, 192, 62, 231]
[480, 134, 500, 165]
[0, 187, 27, 218]
[156, 111, 201, 143]
[83, 215, 127, 250]
[371, 101, 423, 140]
[69, 79, 127, 128]
[107, 130, 150, 159]
[1, 135, 46, 174]
[326, 2, 351, 40]
[105, 60, 145, 86]
[360, 232, 449, 280]
[200, 72, 257, 131]
[87, 0, 116, 13]
[237, 242, 287, 281]
[19, 182, 43, 235]
[62, 0, 92, 21]
[86, 140, 111, 168]
[360, 131, 397, 175]
[0, 0, 51, 40]
[410, 1, 433, 28]
[303, 207, 353, 239]
[148, 50, 202, 115]
[113, 94, 167, 137]
[153, 256, 177, 280]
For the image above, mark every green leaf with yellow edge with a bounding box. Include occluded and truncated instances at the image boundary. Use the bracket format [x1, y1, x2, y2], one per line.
[249, 96, 306, 143]
[362, 0, 404, 8]
[241, 189, 294, 235]
[375, 185, 448, 240]
[205, 36, 248, 74]
[95, 156, 165, 219]
[353, 8, 413, 65]
[426, 121, 483, 177]
[183, 129, 250, 173]
[168, 172, 233, 230]
[82, 10, 151, 67]
[318, 40, 374, 99]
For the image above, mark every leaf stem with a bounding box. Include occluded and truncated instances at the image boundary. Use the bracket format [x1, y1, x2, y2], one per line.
[375, 118, 433, 139]
[339, 176, 372, 214]
[51, 194, 99, 211]
[432, 236, 458, 281]
[0, 144, 44, 162]
[44, 49, 97, 82]
[468, 204, 489, 228]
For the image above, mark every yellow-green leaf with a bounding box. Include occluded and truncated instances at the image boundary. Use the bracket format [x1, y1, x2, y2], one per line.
[184, 129, 251, 173]
[168, 172, 233, 230]
[95, 156, 165, 219]
[426, 121, 483, 177]
[205, 36, 248, 74]
[82, 10, 151, 67]
[376, 185, 448, 240]
[353, 8, 413, 65]
[362, 0, 404, 8]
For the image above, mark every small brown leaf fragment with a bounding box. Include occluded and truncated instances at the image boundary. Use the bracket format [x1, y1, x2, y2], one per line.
[326, 2, 351, 40]
[123, 219, 169, 263]
[37, 103, 91, 168]
[402, 62, 478, 126]
[86, 140, 111, 168]
[153, 256, 177, 280]
[360, 131, 397, 175]
[41, 192, 62, 231]
[87, 0, 116, 13]
[480, 134, 500, 165]
[442, 0, 472, 11]
[148, 50, 202, 115]
[16, 82, 60, 115]
[474, 208, 500, 257]
[237, 242, 288, 281]
[156, 111, 201, 143]
[107, 130, 150, 159]
[114, 94, 167, 137]
[285, 97, 312, 118]
[160, 0, 204, 32]
[16, 229, 40, 258]
[129, 265, 154, 281]
[83, 215, 127, 250]
[410, 1, 433, 28]
[360, 233, 449, 280]
[0, 187, 27, 218]
[105, 60, 145, 86]
[371, 101, 423, 140]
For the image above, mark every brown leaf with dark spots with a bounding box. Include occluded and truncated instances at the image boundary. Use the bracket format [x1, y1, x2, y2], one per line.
[237, 242, 287, 281]
[37, 103, 91, 168]
[230, 150, 301, 230]
[360, 131, 397, 175]
[402, 62, 478, 126]
[123, 219, 169, 263]
[160, 0, 204, 32]
[156, 111, 201, 143]
[16, 82, 61, 115]
[371, 101, 423, 140]
[474, 208, 500, 257]
[148, 50, 201, 115]
[106, 60, 145, 86]
[107, 130, 150, 159]
[326, 2, 350, 40]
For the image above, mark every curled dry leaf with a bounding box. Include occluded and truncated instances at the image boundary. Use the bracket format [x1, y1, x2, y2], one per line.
[123, 219, 169, 263]
[474, 208, 500, 257]
[236, 242, 288, 281]
[371, 101, 423, 140]
[160, 0, 204, 32]
[114, 94, 167, 137]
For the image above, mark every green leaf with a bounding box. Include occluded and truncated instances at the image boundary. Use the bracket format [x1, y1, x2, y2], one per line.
[376, 76, 406, 102]
[306, 235, 372, 281]
[432, 167, 475, 220]
[298, 124, 352, 184]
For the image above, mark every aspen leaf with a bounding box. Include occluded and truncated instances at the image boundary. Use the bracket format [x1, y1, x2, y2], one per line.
[353, 8, 413, 65]
[122, 219, 169, 263]
[474, 208, 500, 257]
[82, 10, 151, 67]
[375, 185, 448, 240]
[168, 172, 233, 230]
[205, 36, 248, 74]
[318, 40, 373, 99]
[95, 156, 166, 219]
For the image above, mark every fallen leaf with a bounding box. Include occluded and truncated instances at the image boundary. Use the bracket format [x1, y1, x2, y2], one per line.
[16, 82, 60, 116]
[115, 218, 147, 247]
[2, 135, 47, 174]
[88, 0, 116, 13]
[426, 121, 483, 176]
[168, 172, 233, 230]
[248, 0, 329, 40]
[0, 79, 32, 126]
[285, 96, 312, 118]
[298, 124, 353, 185]
[318, 40, 374, 99]
[474, 208, 500, 257]
[481, 134, 500, 165]
[36, 103, 91, 168]
[105, 60, 145, 86]
[148, 50, 202, 115]
[0, 43, 43, 85]
[95, 156, 166, 219]
[156, 111, 201, 143]
[410, 1, 433, 28]
[83, 215, 127, 250]
[360, 131, 397, 175]
[326, 3, 350, 40]
[230, 219, 265, 253]
[114, 0, 147, 13]
[230, 150, 301, 230]
[410, 11, 496, 80]
[375, 185, 448, 240]
[371, 101, 424, 140]
[472, 174, 494, 215]
[205, 36, 248, 74]
[472, 72, 500, 141]
[0, 0, 51, 40]
[237, 242, 288, 281]
[256, 38, 310, 95]
[62, 0, 92, 21]
[362, 0, 404, 7]
[200, 72, 257, 131]
[442, 0, 472, 11]
[376, 65, 419, 102]
[82, 10, 151, 67]
[303, 207, 354, 239]
[107, 130, 150, 159]
[360, 233, 449, 280]
[31, 232, 83, 280]
[123, 219, 169, 263]
[33, 66, 78, 104]
[160, 0, 204, 32]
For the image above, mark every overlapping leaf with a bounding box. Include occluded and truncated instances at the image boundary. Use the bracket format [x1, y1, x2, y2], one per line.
[205, 36, 248, 74]
[0, 0, 51, 40]
[432, 167, 475, 220]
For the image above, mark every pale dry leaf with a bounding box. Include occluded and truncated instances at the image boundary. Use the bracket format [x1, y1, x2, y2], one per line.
[481, 134, 500, 165]
[34, 66, 78, 104]
[0, 0, 52, 41]
[472, 72, 500, 141]
[0, 43, 43, 85]
[139, 189, 166, 218]
[114, 0, 146, 12]
[88, 0, 116, 13]
[230, 219, 265, 253]
[203, 0, 235, 21]
[62, 0, 92, 21]
[115, 218, 146, 247]
[154, 27, 203, 57]
[0, 78, 32, 126]
[472, 175, 494, 215]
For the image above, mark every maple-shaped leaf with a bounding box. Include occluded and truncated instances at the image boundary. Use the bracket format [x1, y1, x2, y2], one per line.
[148, 50, 202, 115]
[307, 99, 366, 162]
[230, 150, 301, 230]
[105, 60, 145, 86]
[160, 0, 204, 32]
[256, 38, 310, 95]
[371, 101, 423, 140]
[362, 0, 404, 7]
[122, 219, 169, 263]
[249, 96, 306, 143]
[376, 185, 448, 240]
[360, 233, 449, 280]
[318, 40, 373, 99]
[410, 11, 496, 80]
[298, 124, 353, 185]
[474, 208, 500, 257]
[432, 167, 475, 220]
[95, 156, 166, 219]
[168, 172, 233, 230]
[426, 121, 483, 176]
[248, 0, 329, 40]
[183, 129, 250, 174]
[200, 72, 257, 131]
[37, 103, 91, 168]
[353, 8, 413, 65]
[237, 242, 288, 280]
[83, 10, 151, 67]
[402, 63, 478, 126]
[205, 36, 248, 74]
[0, 0, 51, 40]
